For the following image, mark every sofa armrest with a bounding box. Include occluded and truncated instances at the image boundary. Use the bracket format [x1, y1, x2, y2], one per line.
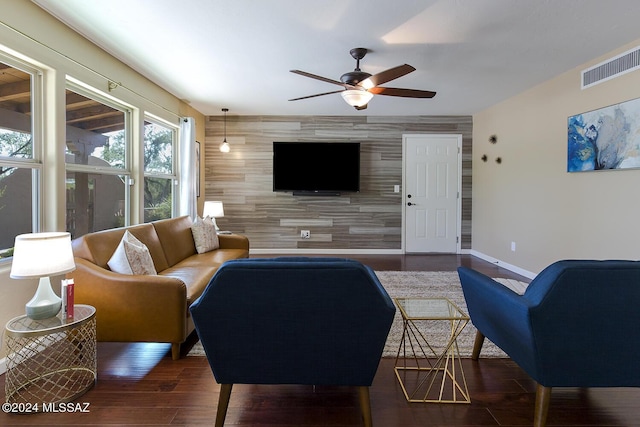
[218, 233, 249, 251]
[70, 257, 189, 343]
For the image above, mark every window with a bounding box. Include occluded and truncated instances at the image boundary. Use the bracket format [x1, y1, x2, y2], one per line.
[0, 58, 40, 259]
[143, 118, 176, 222]
[65, 86, 131, 238]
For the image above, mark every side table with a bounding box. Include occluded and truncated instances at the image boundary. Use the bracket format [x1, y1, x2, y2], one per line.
[393, 297, 470, 403]
[4, 304, 97, 408]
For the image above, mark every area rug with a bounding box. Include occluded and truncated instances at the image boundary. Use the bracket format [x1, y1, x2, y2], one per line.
[187, 271, 519, 358]
[375, 271, 508, 358]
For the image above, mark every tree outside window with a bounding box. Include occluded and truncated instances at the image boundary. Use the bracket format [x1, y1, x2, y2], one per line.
[143, 120, 175, 222]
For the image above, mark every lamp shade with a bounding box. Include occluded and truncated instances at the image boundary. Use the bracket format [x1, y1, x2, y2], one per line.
[203, 201, 225, 218]
[10, 232, 76, 279]
[341, 89, 373, 108]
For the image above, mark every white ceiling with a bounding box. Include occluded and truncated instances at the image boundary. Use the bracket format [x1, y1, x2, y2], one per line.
[34, 0, 640, 116]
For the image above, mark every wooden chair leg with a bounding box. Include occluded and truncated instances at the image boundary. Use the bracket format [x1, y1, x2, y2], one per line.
[471, 330, 485, 360]
[534, 384, 551, 427]
[171, 343, 181, 360]
[358, 386, 372, 427]
[215, 384, 233, 427]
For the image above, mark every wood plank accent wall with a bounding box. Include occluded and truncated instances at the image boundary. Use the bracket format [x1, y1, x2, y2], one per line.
[204, 115, 472, 252]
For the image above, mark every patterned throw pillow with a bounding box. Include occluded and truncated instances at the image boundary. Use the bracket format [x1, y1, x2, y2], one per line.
[107, 230, 158, 275]
[191, 216, 220, 254]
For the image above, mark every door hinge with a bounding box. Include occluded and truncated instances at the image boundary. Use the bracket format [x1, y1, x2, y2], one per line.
[456, 236, 459, 243]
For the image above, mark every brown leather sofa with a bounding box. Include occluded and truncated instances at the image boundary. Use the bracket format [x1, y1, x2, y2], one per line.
[69, 215, 249, 359]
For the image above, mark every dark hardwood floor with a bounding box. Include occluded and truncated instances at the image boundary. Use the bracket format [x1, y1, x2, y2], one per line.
[2, 254, 639, 426]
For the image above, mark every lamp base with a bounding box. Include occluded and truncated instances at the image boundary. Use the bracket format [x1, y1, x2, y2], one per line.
[25, 277, 62, 320]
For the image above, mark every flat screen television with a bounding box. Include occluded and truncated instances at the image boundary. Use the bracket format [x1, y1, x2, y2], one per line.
[273, 142, 360, 195]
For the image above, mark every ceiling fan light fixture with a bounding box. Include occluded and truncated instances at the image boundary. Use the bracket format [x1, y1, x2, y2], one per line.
[360, 78, 375, 90]
[341, 89, 373, 108]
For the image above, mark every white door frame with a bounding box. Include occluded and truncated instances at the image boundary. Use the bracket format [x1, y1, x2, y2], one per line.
[401, 133, 463, 254]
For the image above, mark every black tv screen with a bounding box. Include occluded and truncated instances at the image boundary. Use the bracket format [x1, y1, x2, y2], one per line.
[273, 142, 360, 194]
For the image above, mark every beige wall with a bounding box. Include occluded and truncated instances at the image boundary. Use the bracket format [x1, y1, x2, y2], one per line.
[472, 39, 640, 275]
[0, 0, 204, 362]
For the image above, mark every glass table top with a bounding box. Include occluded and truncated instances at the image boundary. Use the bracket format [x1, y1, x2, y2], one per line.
[6, 304, 96, 334]
[394, 298, 468, 321]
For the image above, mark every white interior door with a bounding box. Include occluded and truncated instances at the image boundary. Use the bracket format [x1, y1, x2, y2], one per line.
[403, 134, 461, 253]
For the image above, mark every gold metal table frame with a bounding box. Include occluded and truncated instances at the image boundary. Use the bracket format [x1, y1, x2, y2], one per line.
[4, 304, 97, 409]
[393, 297, 470, 404]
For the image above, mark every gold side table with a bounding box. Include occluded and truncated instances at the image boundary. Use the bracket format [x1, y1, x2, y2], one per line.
[393, 297, 470, 404]
[4, 304, 97, 409]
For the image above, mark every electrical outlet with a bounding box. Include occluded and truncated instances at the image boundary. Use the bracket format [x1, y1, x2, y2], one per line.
[301, 230, 310, 239]
[511, 241, 516, 251]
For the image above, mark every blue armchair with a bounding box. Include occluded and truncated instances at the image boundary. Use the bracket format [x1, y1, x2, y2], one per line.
[190, 257, 396, 427]
[458, 260, 640, 427]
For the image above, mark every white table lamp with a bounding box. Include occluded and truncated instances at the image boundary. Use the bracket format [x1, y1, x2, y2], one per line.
[10, 232, 76, 320]
[203, 201, 224, 231]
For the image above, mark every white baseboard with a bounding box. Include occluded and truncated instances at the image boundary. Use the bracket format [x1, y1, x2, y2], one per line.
[249, 248, 475, 256]
[249, 248, 405, 255]
[470, 250, 537, 280]
[0, 357, 6, 375]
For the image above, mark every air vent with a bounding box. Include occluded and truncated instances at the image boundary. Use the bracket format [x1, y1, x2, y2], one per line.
[582, 46, 640, 89]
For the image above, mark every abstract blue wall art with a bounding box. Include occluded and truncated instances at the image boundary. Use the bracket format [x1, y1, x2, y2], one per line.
[567, 97, 640, 172]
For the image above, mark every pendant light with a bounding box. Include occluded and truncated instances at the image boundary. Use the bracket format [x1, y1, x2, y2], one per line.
[219, 108, 230, 153]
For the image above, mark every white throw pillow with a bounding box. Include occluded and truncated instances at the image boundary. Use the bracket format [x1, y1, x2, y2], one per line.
[107, 230, 158, 275]
[191, 216, 220, 254]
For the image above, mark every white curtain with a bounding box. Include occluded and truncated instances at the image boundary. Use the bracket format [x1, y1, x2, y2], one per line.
[179, 117, 197, 220]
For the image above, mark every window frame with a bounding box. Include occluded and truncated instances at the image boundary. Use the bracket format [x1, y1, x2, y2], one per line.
[0, 53, 43, 262]
[64, 80, 133, 235]
[143, 114, 178, 221]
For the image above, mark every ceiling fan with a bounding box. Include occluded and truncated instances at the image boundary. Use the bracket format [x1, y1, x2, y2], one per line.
[289, 48, 436, 110]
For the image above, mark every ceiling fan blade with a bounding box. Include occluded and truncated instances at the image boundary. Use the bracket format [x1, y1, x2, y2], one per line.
[288, 89, 345, 101]
[290, 70, 354, 88]
[368, 86, 436, 98]
[360, 64, 415, 88]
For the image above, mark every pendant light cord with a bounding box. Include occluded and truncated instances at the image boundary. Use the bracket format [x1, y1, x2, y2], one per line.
[222, 108, 228, 142]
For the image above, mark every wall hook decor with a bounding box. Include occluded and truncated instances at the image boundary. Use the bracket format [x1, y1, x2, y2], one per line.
[489, 135, 497, 144]
[496, 157, 502, 164]
[481, 154, 488, 162]
[107, 81, 120, 92]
